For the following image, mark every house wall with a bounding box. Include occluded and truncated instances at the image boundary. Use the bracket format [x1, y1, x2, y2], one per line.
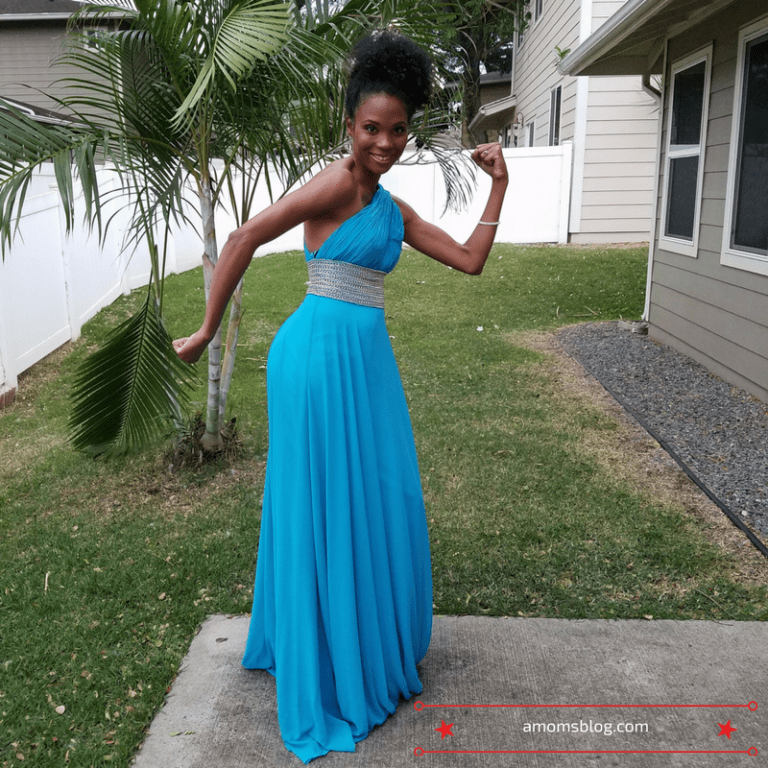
[571, 0, 659, 243]
[479, 79, 511, 106]
[0, 21, 77, 110]
[575, 75, 659, 243]
[649, 0, 768, 402]
[512, 0, 659, 243]
[512, 0, 580, 148]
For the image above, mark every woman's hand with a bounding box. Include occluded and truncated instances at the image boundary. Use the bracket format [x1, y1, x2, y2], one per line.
[471, 143, 508, 184]
[173, 330, 210, 364]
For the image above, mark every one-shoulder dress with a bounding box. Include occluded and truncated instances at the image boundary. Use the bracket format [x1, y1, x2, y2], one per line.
[242, 185, 433, 764]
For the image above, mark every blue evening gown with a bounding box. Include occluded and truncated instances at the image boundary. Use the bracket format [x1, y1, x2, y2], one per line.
[242, 185, 433, 763]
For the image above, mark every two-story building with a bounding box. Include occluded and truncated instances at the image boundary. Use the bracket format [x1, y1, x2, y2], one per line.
[474, 0, 662, 244]
[0, 0, 87, 114]
[560, 0, 768, 403]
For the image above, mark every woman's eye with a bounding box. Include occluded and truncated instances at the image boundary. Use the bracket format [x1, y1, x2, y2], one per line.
[365, 125, 377, 133]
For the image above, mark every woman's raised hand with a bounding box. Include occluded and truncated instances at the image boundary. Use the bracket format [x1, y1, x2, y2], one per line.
[472, 143, 508, 183]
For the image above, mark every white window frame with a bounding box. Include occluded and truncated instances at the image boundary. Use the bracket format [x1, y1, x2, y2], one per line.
[526, 120, 535, 147]
[534, 0, 543, 23]
[721, 15, 768, 276]
[84, 28, 106, 50]
[659, 44, 712, 258]
[549, 85, 561, 146]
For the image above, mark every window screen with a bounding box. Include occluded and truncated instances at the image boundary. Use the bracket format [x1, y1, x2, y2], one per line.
[664, 58, 707, 243]
[731, 34, 768, 254]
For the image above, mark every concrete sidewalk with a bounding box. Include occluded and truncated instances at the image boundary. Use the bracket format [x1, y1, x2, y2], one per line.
[131, 614, 766, 767]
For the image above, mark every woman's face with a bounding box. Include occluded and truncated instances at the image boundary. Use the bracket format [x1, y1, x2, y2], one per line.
[347, 93, 409, 176]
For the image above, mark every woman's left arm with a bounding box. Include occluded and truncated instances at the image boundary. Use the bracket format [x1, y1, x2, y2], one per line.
[397, 143, 508, 275]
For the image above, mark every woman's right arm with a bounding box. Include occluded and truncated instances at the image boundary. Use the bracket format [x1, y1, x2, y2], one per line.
[174, 168, 355, 363]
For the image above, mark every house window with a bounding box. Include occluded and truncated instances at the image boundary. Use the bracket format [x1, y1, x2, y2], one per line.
[722, 20, 768, 274]
[534, 0, 543, 22]
[526, 120, 535, 147]
[549, 85, 561, 146]
[660, 46, 712, 256]
[84, 28, 106, 50]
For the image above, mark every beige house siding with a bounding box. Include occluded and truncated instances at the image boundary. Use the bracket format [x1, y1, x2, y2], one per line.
[576, 75, 659, 242]
[571, 0, 658, 242]
[479, 80, 511, 107]
[591, 0, 625, 30]
[648, 0, 768, 402]
[513, 0, 580, 147]
[0, 23, 74, 110]
[512, 0, 659, 243]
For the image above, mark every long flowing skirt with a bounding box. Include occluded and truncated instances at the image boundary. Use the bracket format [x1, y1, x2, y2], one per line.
[242, 293, 433, 764]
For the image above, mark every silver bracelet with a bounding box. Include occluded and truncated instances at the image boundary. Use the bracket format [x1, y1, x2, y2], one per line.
[478, 220, 500, 226]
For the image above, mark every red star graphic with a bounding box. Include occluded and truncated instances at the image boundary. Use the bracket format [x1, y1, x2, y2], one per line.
[435, 719, 454, 739]
[717, 719, 737, 739]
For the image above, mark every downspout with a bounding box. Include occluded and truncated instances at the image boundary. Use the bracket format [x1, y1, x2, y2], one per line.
[643, 41, 668, 322]
[569, 0, 593, 239]
[641, 72, 662, 100]
[510, 38, 516, 100]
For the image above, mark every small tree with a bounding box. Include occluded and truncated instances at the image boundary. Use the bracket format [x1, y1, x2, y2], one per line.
[437, 0, 530, 146]
[0, 0, 468, 455]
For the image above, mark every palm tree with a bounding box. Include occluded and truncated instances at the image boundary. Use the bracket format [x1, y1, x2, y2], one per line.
[0, 0, 466, 455]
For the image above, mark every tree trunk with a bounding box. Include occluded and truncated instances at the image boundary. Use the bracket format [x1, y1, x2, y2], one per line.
[200, 180, 224, 453]
[461, 31, 484, 147]
[219, 276, 244, 424]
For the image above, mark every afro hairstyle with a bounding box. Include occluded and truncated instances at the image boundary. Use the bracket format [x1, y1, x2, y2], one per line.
[344, 31, 432, 121]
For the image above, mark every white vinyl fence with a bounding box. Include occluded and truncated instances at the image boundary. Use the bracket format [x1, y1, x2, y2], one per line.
[0, 145, 571, 400]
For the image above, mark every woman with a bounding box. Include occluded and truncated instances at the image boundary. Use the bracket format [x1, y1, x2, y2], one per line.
[175, 31, 508, 764]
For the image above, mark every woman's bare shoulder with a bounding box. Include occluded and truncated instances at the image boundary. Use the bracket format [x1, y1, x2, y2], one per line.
[306, 158, 357, 208]
[391, 195, 417, 224]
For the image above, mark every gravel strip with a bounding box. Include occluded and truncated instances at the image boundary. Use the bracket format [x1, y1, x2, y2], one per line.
[557, 322, 768, 540]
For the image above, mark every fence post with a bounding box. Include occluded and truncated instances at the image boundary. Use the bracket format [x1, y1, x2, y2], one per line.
[54, 178, 82, 342]
[558, 141, 574, 244]
[0, 266, 17, 407]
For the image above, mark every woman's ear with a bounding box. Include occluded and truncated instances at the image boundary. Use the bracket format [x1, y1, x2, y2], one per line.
[346, 116, 354, 139]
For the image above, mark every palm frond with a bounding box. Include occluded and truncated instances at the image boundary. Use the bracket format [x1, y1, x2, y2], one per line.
[69, 289, 197, 456]
[401, 138, 478, 215]
[172, 0, 292, 127]
[404, 95, 479, 214]
[0, 103, 107, 256]
[51, 18, 200, 248]
[309, 0, 453, 52]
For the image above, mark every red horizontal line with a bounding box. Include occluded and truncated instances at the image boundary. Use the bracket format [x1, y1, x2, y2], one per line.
[414, 701, 758, 710]
[415, 749, 758, 756]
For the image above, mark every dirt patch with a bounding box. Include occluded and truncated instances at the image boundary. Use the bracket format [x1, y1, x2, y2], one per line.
[515, 329, 768, 587]
[523, 242, 650, 251]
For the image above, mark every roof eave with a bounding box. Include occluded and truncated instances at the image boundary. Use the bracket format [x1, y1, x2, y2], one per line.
[0, 96, 80, 127]
[0, 13, 73, 20]
[469, 95, 517, 133]
[559, 0, 740, 77]
[558, 0, 670, 76]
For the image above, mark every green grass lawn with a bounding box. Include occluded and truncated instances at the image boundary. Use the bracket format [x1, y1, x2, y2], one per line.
[1, 243, 766, 767]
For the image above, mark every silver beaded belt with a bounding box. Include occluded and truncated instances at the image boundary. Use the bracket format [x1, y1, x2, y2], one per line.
[306, 259, 386, 309]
